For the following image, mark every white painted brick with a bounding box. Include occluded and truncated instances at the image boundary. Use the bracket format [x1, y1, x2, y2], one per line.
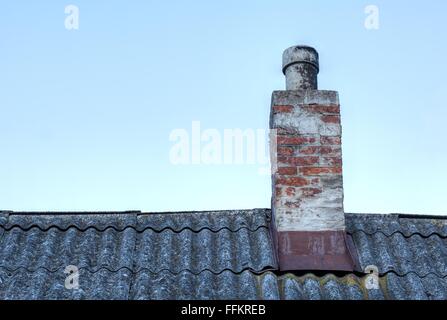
[274, 207, 346, 232]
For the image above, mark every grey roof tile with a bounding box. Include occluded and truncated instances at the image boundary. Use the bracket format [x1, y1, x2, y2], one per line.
[133, 227, 275, 273]
[0, 227, 137, 272]
[347, 214, 447, 277]
[136, 209, 269, 232]
[1, 209, 447, 299]
[131, 270, 262, 300]
[4, 212, 139, 231]
[385, 273, 447, 300]
[0, 210, 275, 274]
[132, 272, 447, 300]
[346, 213, 447, 237]
[0, 268, 132, 300]
[0, 212, 8, 226]
[128, 271, 372, 300]
[2, 209, 270, 232]
[1, 267, 447, 300]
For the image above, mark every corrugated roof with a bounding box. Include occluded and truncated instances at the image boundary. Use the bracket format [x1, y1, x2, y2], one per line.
[346, 213, 447, 277]
[1, 209, 447, 300]
[1, 210, 269, 232]
[0, 209, 276, 274]
[346, 213, 447, 237]
[2, 268, 446, 300]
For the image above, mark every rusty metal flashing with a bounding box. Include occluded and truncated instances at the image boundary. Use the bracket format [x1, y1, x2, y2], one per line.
[269, 218, 359, 272]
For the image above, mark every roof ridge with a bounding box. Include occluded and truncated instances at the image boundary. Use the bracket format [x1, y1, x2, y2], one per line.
[0, 265, 276, 276]
[349, 228, 447, 239]
[0, 224, 269, 234]
[1, 208, 271, 216]
[346, 212, 447, 220]
[1, 211, 141, 215]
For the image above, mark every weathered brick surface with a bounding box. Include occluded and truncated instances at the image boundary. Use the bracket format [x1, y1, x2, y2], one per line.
[277, 146, 295, 156]
[277, 136, 317, 145]
[300, 167, 342, 176]
[271, 90, 345, 232]
[277, 167, 297, 175]
[321, 136, 341, 145]
[302, 105, 340, 114]
[273, 105, 294, 113]
[321, 115, 340, 124]
[277, 156, 319, 166]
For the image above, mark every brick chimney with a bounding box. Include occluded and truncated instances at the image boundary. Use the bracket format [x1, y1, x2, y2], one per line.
[270, 46, 357, 272]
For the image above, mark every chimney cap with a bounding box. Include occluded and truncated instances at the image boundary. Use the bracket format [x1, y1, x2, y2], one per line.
[282, 45, 319, 75]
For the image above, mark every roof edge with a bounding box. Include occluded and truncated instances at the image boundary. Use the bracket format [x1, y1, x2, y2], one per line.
[346, 212, 447, 220]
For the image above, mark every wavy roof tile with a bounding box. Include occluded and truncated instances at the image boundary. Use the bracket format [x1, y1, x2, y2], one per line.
[1, 210, 447, 299]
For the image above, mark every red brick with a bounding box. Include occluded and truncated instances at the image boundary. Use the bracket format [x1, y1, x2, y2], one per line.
[298, 146, 341, 156]
[278, 156, 319, 166]
[320, 146, 342, 155]
[300, 146, 320, 155]
[321, 136, 341, 145]
[319, 147, 331, 154]
[302, 105, 340, 114]
[277, 167, 297, 175]
[322, 157, 342, 167]
[277, 136, 317, 146]
[300, 167, 342, 176]
[273, 105, 294, 113]
[276, 177, 309, 187]
[321, 115, 340, 124]
[277, 147, 295, 156]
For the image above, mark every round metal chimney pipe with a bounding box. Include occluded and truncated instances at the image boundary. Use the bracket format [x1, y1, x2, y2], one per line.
[282, 46, 319, 90]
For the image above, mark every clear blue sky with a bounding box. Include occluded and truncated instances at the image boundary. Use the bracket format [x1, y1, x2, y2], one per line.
[1, 1, 446, 214]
